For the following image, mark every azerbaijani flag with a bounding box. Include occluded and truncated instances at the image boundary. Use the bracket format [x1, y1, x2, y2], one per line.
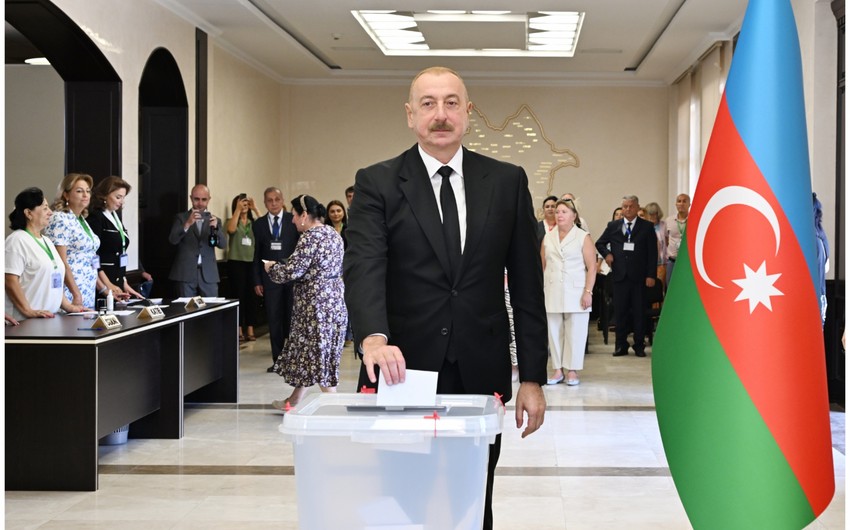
[652, 0, 835, 528]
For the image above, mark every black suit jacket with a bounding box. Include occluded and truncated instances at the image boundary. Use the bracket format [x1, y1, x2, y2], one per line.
[343, 145, 548, 402]
[595, 217, 658, 282]
[252, 212, 299, 288]
[87, 209, 129, 285]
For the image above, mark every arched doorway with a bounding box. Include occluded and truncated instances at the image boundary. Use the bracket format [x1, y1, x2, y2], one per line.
[138, 48, 189, 297]
[6, 0, 121, 180]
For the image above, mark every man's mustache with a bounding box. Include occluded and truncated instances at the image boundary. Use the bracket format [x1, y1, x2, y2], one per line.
[430, 123, 454, 132]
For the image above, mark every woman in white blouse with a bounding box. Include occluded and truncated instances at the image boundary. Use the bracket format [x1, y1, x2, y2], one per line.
[5, 187, 85, 320]
[541, 199, 597, 385]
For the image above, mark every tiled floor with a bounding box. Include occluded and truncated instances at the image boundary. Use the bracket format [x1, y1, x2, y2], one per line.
[5, 327, 845, 529]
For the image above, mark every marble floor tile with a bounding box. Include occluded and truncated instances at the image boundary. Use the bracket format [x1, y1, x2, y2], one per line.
[5, 327, 844, 529]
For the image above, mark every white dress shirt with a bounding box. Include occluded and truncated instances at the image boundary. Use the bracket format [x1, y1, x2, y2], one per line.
[418, 145, 468, 253]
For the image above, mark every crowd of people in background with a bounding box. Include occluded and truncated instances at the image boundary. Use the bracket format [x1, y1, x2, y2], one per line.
[7, 64, 837, 530]
[4, 173, 693, 394]
[1, 67, 717, 530]
[4, 70, 694, 530]
[530, 192, 692, 387]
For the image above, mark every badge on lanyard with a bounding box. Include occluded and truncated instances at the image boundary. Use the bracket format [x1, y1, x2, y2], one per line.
[91, 255, 101, 269]
[51, 271, 63, 289]
[623, 242, 635, 251]
[120, 253, 129, 268]
[242, 237, 252, 246]
[270, 241, 282, 251]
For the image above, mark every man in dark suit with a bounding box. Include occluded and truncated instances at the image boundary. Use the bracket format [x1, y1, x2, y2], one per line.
[252, 187, 299, 371]
[595, 195, 658, 357]
[168, 184, 227, 296]
[343, 66, 548, 530]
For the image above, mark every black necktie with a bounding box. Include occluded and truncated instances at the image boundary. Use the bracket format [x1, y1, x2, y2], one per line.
[625, 221, 632, 240]
[272, 215, 280, 239]
[438, 166, 461, 277]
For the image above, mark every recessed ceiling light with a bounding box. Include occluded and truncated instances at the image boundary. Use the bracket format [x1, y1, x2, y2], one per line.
[352, 10, 584, 57]
[24, 57, 50, 65]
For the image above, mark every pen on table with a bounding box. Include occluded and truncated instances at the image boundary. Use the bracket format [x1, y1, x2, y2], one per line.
[77, 327, 105, 331]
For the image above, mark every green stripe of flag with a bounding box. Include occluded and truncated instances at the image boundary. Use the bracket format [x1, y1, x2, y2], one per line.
[653, 238, 814, 529]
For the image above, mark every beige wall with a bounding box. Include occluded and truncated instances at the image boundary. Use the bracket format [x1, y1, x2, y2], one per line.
[283, 83, 416, 203]
[794, 0, 839, 278]
[46, 0, 196, 268]
[4, 0, 839, 272]
[281, 83, 669, 234]
[207, 43, 282, 218]
[4, 65, 65, 237]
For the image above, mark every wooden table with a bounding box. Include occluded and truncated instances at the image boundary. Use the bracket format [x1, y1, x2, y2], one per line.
[4, 300, 239, 491]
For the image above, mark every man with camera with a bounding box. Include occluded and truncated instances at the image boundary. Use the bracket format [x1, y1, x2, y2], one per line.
[168, 184, 227, 296]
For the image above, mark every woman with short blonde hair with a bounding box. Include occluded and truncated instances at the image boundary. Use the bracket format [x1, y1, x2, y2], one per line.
[44, 173, 102, 308]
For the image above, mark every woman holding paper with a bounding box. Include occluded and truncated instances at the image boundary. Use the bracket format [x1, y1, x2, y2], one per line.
[5, 187, 86, 319]
[264, 194, 347, 409]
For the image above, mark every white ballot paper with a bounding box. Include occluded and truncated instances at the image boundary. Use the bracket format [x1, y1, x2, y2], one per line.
[376, 369, 438, 407]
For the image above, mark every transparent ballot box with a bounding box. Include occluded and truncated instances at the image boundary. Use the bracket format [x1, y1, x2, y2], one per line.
[280, 393, 505, 530]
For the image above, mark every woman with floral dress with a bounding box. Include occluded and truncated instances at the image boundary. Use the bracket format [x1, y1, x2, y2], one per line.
[44, 173, 102, 309]
[265, 194, 347, 409]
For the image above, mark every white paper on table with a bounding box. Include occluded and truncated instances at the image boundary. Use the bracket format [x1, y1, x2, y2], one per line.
[376, 369, 438, 407]
[65, 311, 99, 316]
[108, 310, 136, 316]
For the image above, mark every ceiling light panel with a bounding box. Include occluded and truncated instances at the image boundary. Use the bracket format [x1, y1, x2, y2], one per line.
[352, 10, 584, 57]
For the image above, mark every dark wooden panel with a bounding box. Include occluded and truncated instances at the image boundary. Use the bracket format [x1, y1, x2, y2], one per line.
[185, 305, 239, 402]
[97, 337, 163, 438]
[6, 344, 98, 491]
[5, 302, 239, 490]
[5, 0, 120, 82]
[65, 82, 122, 179]
[139, 107, 188, 297]
[196, 29, 208, 184]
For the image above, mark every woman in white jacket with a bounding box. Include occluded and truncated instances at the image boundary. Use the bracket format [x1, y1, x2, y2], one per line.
[541, 199, 597, 385]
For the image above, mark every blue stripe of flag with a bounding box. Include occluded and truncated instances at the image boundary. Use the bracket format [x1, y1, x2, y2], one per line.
[724, 0, 818, 286]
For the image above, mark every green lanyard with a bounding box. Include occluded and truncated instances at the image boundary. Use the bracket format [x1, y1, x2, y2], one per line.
[676, 218, 687, 235]
[77, 215, 95, 244]
[111, 211, 127, 250]
[242, 219, 252, 238]
[24, 229, 58, 269]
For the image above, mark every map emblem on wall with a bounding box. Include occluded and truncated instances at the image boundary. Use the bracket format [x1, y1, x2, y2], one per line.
[466, 103, 580, 209]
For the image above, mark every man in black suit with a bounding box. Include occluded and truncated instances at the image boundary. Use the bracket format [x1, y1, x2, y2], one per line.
[595, 195, 658, 357]
[343, 66, 548, 530]
[252, 187, 299, 372]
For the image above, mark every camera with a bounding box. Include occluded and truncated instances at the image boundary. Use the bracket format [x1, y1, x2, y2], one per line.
[204, 211, 219, 247]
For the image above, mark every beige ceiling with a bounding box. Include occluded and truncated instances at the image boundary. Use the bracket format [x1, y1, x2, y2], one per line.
[158, 0, 747, 85]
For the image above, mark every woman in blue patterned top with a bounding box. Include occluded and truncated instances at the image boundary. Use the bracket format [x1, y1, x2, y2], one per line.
[44, 173, 102, 309]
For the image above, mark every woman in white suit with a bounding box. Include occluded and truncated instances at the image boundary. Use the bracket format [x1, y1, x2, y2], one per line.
[541, 199, 597, 385]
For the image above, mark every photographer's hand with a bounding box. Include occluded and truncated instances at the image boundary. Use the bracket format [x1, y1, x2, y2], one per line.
[184, 209, 202, 230]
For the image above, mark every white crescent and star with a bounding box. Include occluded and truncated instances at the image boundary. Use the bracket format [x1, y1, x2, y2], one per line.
[693, 185, 784, 313]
